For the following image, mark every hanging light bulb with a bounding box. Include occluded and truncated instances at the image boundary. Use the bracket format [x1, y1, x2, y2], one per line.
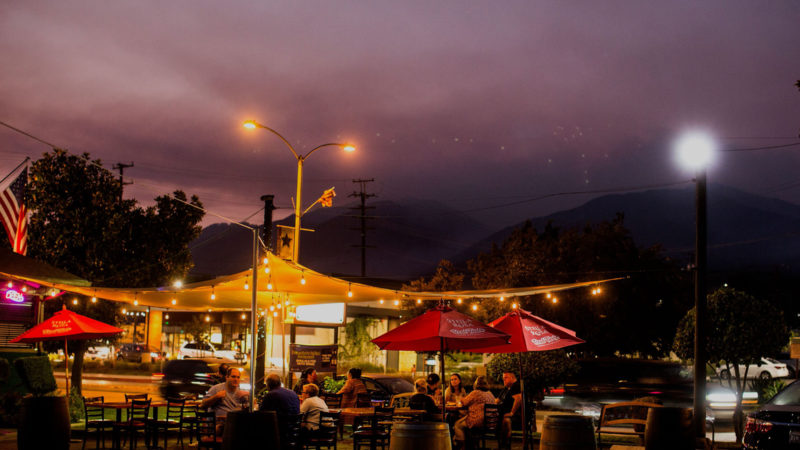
[244, 278, 249, 290]
[416, 299, 422, 304]
[277, 302, 281, 309]
[273, 311, 278, 317]
[165, 313, 169, 320]
[173, 280, 183, 288]
[263, 257, 268, 265]
[264, 266, 271, 274]
[546, 293, 551, 298]
[270, 305, 275, 312]
[91, 296, 97, 303]
[551, 297, 558, 304]
[133, 299, 139, 306]
[241, 313, 246, 320]
[596, 287, 602, 294]
[285, 300, 290, 306]
[267, 281, 273, 290]
[300, 273, 306, 285]
[347, 284, 353, 298]
[499, 296, 505, 302]
[471, 304, 478, 311]
[393, 300, 399, 306]
[379, 299, 384, 304]
[122, 308, 127, 314]
[512, 303, 518, 309]
[21, 286, 27, 292]
[457, 298, 462, 304]
[72, 298, 78, 305]
[6, 281, 12, 288]
[171, 299, 177, 305]
[205, 315, 210, 322]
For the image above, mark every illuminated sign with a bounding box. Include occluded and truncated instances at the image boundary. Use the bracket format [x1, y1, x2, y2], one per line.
[5, 290, 24, 303]
[294, 303, 345, 325]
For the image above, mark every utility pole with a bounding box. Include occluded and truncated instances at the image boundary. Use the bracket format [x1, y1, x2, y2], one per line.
[348, 179, 376, 277]
[112, 162, 134, 203]
[261, 195, 276, 253]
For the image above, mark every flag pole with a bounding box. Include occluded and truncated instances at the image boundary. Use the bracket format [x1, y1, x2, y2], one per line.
[0, 157, 29, 185]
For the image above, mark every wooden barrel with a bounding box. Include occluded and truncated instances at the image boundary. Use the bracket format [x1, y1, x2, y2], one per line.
[539, 414, 596, 450]
[644, 407, 693, 450]
[17, 396, 70, 450]
[222, 410, 280, 450]
[389, 422, 452, 450]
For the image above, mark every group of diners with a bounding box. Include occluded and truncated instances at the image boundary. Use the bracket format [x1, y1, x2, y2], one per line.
[405, 371, 524, 450]
[199, 364, 524, 449]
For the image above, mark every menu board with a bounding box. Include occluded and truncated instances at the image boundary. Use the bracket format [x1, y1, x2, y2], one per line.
[289, 344, 338, 372]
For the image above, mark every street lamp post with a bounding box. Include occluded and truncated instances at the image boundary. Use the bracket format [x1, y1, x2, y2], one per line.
[244, 120, 354, 262]
[675, 131, 715, 445]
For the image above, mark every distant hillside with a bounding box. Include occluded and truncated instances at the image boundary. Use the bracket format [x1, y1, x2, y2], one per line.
[453, 184, 800, 273]
[189, 198, 491, 280]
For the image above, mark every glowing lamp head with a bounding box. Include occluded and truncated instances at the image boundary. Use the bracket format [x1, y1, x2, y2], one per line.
[342, 145, 356, 152]
[171, 299, 177, 305]
[91, 296, 97, 303]
[243, 121, 258, 129]
[471, 304, 477, 311]
[173, 280, 183, 288]
[675, 130, 716, 171]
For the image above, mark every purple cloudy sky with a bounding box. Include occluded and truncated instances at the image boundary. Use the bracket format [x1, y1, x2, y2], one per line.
[1, 1, 798, 228]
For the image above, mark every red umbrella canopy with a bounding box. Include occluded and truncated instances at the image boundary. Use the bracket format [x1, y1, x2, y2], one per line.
[372, 305, 510, 352]
[469, 308, 584, 353]
[10, 306, 123, 343]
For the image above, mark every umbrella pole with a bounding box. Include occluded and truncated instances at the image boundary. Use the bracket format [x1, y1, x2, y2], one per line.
[518, 354, 528, 450]
[64, 339, 69, 400]
[440, 343, 446, 423]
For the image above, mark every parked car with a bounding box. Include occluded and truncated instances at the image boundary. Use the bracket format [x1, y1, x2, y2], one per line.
[86, 346, 111, 360]
[716, 358, 789, 380]
[158, 358, 250, 399]
[179, 342, 247, 363]
[116, 343, 163, 363]
[744, 379, 800, 449]
[775, 352, 798, 378]
[333, 374, 414, 403]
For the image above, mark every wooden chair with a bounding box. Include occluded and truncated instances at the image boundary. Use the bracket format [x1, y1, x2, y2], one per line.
[112, 399, 150, 449]
[82, 396, 112, 450]
[196, 411, 222, 450]
[467, 404, 508, 450]
[303, 410, 340, 450]
[124, 393, 149, 402]
[389, 393, 412, 409]
[278, 413, 305, 450]
[352, 410, 391, 450]
[181, 399, 201, 444]
[148, 397, 185, 450]
[322, 393, 342, 408]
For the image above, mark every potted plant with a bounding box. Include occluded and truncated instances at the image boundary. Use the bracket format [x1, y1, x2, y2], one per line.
[14, 355, 70, 449]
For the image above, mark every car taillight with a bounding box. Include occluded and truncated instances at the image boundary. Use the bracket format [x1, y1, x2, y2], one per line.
[745, 417, 773, 433]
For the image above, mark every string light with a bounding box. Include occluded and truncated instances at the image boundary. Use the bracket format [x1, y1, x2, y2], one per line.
[393, 300, 399, 306]
[264, 266, 271, 274]
[416, 299, 422, 304]
[91, 289, 97, 303]
[457, 298, 462, 304]
[72, 298, 78, 305]
[205, 315, 210, 322]
[6, 281, 12, 288]
[244, 278, 249, 290]
[263, 257, 268, 265]
[165, 313, 169, 320]
[546, 293, 551, 298]
[270, 305, 275, 312]
[241, 313, 246, 320]
[21, 286, 27, 293]
[273, 311, 278, 317]
[551, 297, 558, 304]
[347, 284, 353, 298]
[471, 304, 478, 311]
[277, 302, 282, 309]
[173, 280, 183, 288]
[171, 299, 177, 305]
[499, 296, 505, 302]
[267, 279, 273, 290]
[512, 303, 518, 309]
[379, 299, 384, 304]
[300, 272, 306, 285]
[122, 308, 127, 314]
[133, 299, 139, 306]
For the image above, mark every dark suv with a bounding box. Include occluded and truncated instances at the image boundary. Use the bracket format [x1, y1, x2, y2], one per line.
[159, 359, 216, 399]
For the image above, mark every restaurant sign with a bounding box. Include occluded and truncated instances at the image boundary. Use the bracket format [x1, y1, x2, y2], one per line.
[289, 344, 338, 373]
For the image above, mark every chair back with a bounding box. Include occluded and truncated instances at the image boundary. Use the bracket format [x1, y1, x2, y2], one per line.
[356, 392, 372, 408]
[278, 413, 304, 450]
[390, 393, 412, 408]
[125, 393, 149, 402]
[483, 404, 501, 432]
[83, 396, 105, 423]
[128, 399, 151, 422]
[322, 392, 342, 408]
[316, 411, 340, 441]
[165, 397, 186, 422]
[195, 410, 218, 441]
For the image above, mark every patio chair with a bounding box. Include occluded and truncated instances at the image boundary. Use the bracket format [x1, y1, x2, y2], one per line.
[112, 399, 151, 449]
[467, 404, 508, 450]
[303, 410, 340, 450]
[196, 411, 222, 450]
[82, 396, 112, 450]
[352, 410, 391, 450]
[278, 413, 305, 450]
[148, 397, 185, 449]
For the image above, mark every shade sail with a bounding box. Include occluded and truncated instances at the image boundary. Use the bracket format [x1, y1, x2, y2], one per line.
[10, 306, 123, 343]
[371, 305, 510, 351]
[15, 251, 623, 311]
[469, 308, 584, 353]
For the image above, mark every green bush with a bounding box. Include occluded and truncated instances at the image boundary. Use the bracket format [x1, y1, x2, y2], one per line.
[749, 378, 786, 403]
[322, 376, 345, 393]
[69, 387, 84, 423]
[15, 356, 57, 396]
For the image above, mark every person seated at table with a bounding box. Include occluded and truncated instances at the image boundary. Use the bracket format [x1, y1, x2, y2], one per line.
[260, 373, 300, 415]
[426, 373, 442, 404]
[409, 378, 440, 421]
[299, 383, 329, 430]
[337, 368, 367, 408]
[210, 363, 230, 385]
[201, 367, 250, 434]
[444, 373, 467, 405]
[453, 376, 495, 450]
[496, 371, 522, 442]
[293, 368, 317, 396]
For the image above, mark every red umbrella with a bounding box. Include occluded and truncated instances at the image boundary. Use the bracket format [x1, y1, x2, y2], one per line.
[372, 305, 510, 420]
[11, 305, 124, 396]
[470, 309, 584, 450]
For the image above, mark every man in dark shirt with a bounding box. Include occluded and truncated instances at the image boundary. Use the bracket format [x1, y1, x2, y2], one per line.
[260, 373, 300, 415]
[496, 372, 522, 440]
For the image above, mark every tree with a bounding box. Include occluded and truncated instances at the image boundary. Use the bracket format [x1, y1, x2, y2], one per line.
[401, 259, 465, 317]
[673, 286, 788, 442]
[468, 215, 690, 356]
[28, 150, 204, 394]
[486, 350, 579, 401]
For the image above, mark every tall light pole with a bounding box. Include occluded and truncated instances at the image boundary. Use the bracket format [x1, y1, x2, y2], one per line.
[244, 120, 355, 262]
[675, 130, 715, 444]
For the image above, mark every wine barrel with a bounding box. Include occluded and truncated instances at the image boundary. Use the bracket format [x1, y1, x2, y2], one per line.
[389, 422, 451, 450]
[644, 407, 693, 450]
[222, 410, 280, 450]
[539, 414, 596, 450]
[17, 396, 70, 450]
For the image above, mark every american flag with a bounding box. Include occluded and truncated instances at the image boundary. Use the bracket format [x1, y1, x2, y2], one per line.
[0, 163, 28, 255]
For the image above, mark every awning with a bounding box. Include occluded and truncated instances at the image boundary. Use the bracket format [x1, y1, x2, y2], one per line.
[34, 252, 623, 312]
[0, 247, 90, 287]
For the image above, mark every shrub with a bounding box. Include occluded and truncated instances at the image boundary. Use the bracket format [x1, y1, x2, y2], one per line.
[68, 387, 84, 423]
[322, 376, 345, 393]
[749, 378, 786, 403]
[14, 356, 57, 396]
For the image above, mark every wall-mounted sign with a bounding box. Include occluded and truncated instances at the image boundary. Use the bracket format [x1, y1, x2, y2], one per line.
[289, 344, 338, 372]
[294, 303, 345, 326]
[5, 290, 24, 303]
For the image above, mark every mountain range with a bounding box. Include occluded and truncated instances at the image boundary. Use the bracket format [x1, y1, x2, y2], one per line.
[189, 184, 800, 281]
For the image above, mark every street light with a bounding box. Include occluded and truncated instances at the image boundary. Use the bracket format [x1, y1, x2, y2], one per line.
[244, 120, 355, 262]
[675, 130, 716, 443]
